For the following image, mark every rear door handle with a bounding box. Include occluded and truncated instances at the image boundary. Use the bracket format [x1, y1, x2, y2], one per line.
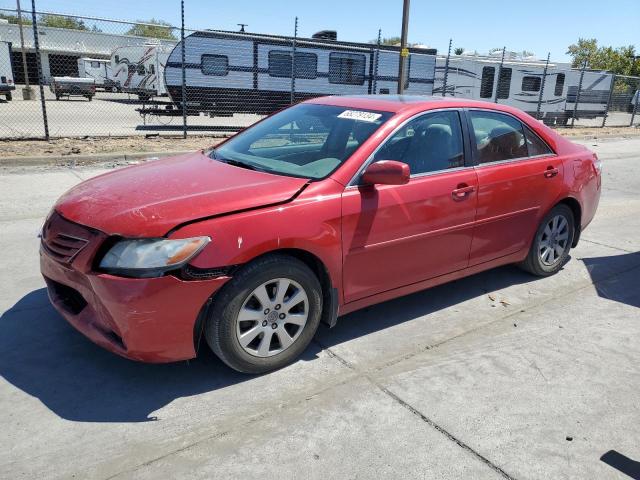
[544, 167, 559, 178]
[452, 184, 475, 200]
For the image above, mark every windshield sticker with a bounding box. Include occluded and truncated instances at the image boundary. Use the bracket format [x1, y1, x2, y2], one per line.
[338, 110, 382, 123]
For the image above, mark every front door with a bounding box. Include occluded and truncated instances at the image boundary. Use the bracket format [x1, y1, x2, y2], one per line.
[341, 109, 478, 302]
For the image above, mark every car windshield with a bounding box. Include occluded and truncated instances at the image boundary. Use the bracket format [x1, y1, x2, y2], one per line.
[212, 103, 393, 179]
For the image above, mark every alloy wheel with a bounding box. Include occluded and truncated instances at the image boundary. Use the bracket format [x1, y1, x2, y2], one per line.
[538, 214, 570, 266]
[235, 278, 309, 357]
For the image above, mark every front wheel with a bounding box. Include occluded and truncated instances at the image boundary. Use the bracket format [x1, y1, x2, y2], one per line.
[205, 254, 322, 373]
[519, 204, 574, 277]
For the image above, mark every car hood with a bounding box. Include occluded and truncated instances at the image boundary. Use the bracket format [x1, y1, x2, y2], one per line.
[55, 151, 309, 237]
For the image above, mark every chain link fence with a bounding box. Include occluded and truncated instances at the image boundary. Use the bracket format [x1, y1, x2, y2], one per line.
[0, 5, 638, 140]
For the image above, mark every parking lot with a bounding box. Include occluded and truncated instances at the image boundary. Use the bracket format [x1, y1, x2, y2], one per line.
[0, 89, 263, 138]
[0, 137, 639, 479]
[1, 88, 636, 139]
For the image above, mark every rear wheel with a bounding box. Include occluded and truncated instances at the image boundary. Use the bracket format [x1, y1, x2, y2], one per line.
[205, 254, 322, 373]
[519, 204, 574, 276]
[5, 92, 11, 101]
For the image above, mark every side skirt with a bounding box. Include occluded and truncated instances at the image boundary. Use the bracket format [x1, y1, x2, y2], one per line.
[338, 249, 528, 317]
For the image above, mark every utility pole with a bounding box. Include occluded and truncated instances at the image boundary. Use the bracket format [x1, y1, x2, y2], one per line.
[397, 0, 410, 94]
[180, 0, 187, 139]
[16, 0, 33, 99]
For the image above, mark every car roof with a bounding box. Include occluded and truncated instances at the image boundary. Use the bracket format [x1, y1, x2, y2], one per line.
[305, 94, 526, 116]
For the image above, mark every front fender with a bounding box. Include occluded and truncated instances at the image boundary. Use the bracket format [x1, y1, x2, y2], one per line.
[168, 180, 345, 302]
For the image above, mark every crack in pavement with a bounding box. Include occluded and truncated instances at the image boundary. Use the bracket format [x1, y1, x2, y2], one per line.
[580, 237, 635, 253]
[313, 338, 518, 480]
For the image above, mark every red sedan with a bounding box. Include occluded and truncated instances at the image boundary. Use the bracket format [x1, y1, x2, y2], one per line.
[40, 96, 602, 373]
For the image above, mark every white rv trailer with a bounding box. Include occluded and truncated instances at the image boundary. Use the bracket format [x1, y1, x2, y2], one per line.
[163, 30, 437, 116]
[111, 44, 170, 100]
[0, 41, 15, 101]
[433, 56, 613, 124]
[78, 57, 117, 91]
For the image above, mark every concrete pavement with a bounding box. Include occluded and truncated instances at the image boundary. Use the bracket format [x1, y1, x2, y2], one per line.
[0, 138, 639, 479]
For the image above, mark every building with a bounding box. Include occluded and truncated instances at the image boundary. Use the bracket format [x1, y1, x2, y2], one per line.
[0, 21, 176, 84]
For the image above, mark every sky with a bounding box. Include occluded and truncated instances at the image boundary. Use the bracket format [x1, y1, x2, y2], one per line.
[1, 0, 638, 62]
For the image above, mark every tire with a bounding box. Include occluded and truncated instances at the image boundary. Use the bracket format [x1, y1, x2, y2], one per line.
[87, 95, 93, 101]
[205, 254, 323, 373]
[519, 204, 575, 277]
[6, 92, 11, 101]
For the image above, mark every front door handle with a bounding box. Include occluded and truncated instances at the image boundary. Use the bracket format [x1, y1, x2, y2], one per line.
[452, 184, 475, 200]
[544, 166, 559, 178]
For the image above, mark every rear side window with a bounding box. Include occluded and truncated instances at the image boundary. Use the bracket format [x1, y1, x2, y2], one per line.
[329, 52, 365, 85]
[554, 73, 565, 96]
[497, 67, 512, 99]
[202, 54, 228, 76]
[373, 110, 465, 175]
[524, 125, 553, 156]
[522, 76, 541, 92]
[480, 66, 495, 98]
[470, 110, 527, 163]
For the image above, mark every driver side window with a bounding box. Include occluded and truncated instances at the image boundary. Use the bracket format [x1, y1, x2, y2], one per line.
[373, 110, 465, 175]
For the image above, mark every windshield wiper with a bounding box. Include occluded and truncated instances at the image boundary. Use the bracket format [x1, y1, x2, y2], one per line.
[224, 158, 259, 171]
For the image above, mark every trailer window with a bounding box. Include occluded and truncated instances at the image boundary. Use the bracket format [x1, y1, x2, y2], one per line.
[268, 51, 317, 79]
[496, 67, 512, 99]
[201, 54, 228, 76]
[480, 66, 495, 98]
[90, 61, 101, 68]
[295, 52, 318, 79]
[522, 76, 541, 92]
[329, 52, 365, 85]
[554, 73, 565, 96]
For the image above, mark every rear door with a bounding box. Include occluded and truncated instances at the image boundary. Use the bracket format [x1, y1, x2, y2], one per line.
[466, 109, 563, 266]
[341, 109, 478, 302]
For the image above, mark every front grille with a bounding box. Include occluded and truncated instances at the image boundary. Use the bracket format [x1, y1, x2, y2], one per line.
[41, 211, 91, 264]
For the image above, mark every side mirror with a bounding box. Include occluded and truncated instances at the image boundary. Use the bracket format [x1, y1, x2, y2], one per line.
[361, 160, 410, 186]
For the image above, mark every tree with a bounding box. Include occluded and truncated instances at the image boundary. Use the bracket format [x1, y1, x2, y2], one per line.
[126, 19, 176, 40]
[567, 38, 639, 76]
[454, 47, 464, 55]
[0, 13, 31, 25]
[369, 36, 421, 47]
[39, 14, 88, 30]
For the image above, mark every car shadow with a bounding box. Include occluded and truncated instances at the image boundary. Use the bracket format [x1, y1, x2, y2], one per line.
[4, 252, 636, 425]
[601, 450, 640, 479]
[581, 251, 640, 308]
[1, 262, 544, 424]
[0, 288, 323, 423]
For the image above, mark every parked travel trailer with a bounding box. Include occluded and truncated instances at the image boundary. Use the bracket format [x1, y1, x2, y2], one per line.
[78, 57, 117, 91]
[111, 44, 170, 100]
[163, 30, 437, 116]
[0, 41, 15, 101]
[433, 56, 613, 124]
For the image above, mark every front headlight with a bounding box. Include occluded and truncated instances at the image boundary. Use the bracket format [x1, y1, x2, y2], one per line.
[99, 236, 210, 277]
